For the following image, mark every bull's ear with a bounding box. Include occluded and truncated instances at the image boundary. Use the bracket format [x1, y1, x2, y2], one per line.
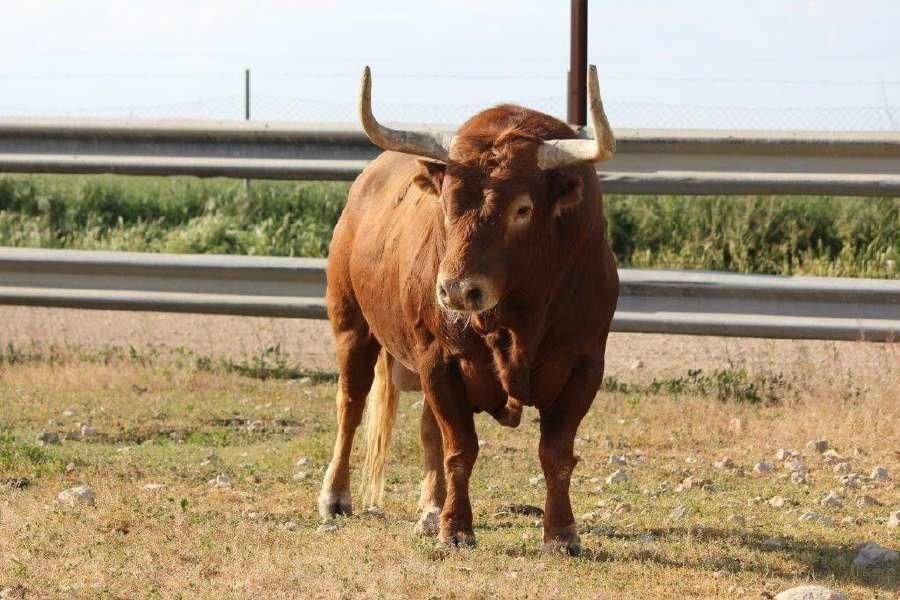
[413, 159, 446, 194]
[547, 170, 584, 217]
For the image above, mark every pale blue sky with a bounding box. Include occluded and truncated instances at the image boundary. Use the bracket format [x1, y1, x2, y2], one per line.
[1, 1, 898, 129]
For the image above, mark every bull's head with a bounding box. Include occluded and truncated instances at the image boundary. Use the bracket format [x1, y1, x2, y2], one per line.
[359, 65, 615, 315]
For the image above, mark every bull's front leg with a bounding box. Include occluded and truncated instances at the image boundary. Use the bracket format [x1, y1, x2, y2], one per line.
[418, 347, 479, 547]
[538, 357, 605, 555]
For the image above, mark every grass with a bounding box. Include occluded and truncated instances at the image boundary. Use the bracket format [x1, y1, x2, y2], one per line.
[0, 346, 897, 598]
[0, 174, 897, 277]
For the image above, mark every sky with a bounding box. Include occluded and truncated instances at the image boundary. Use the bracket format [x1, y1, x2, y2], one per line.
[0, 0, 898, 129]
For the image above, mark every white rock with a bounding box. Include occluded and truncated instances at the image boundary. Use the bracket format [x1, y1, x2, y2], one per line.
[0, 586, 26, 600]
[292, 471, 308, 481]
[798, 511, 833, 527]
[61, 409, 76, 418]
[837, 473, 862, 488]
[806, 439, 829, 453]
[245, 511, 264, 522]
[768, 496, 788, 508]
[200, 453, 219, 466]
[142, 483, 166, 491]
[295, 457, 310, 467]
[821, 449, 844, 464]
[608, 455, 627, 466]
[790, 471, 809, 484]
[852, 542, 898, 568]
[753, 461, 774, 474]
[841, 516, 861, 526]
[64, 462, 76, 474]
[80, 424, 97, 439]
[209, 474, 232, 489]
[820, 491, 842, 508]
[774, 585, 848, 600]
[363, 506, 385, 518]
[529, 475, 544, 485]
[605, 469, 628, 484]
[713, 456, 735, 469]
[317, 521, 340, 533]
[670, 505, 689, 519]
[615, 502, 633, 514]
[282, 521, 299, 531]
[886, 510, 900, 529]
[775, 448, 798, 461]
[855, 495, 880, 508]
[630, 359, 644, 370]
[832, 462, 850, 475]
[57, 485, 95, 507]
[681, 476, 707, 490]
[785, 459, 808, 473]
[246, 420, 265, 432]
[870, 465, 889, 481]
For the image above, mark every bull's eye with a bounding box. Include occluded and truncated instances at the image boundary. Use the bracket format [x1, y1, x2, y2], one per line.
[516, 205, 531, 218]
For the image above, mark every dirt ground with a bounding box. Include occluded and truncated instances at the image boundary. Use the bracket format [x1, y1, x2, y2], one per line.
[2, 306, 896, 390]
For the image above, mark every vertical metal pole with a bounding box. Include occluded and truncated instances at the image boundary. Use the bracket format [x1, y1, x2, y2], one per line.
[567, 0, 588, 127]
[243, 68, 251, 193]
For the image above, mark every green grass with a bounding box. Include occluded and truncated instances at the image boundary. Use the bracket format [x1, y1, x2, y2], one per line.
[0, 174, 897, 277]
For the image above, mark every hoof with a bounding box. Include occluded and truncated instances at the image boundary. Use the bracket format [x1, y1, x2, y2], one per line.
[413, 508, 440, 537]
[541, 533, 582, 556]
[318, 489, 352, 520]
[440, 529, 476, 548]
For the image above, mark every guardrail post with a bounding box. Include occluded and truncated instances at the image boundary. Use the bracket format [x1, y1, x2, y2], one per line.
[243, 68, 251, 193]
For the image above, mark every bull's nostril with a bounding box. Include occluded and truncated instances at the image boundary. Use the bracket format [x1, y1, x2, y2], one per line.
[464, 286, 483, 308]
[437, 283, 448, 299]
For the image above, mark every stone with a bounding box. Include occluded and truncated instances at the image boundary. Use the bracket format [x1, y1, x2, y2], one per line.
[840, 516, 861, 526]
[80, 424, 97, 439]
[605, 469, 628, 484]
[200, 453, 219, 466]
[832, 462, 850, 475]
[774, 585, 847, 600]
[529, 475, 544, 485]
[821, 449, 844, 464]
[837, 473, 862, 488]
[886, 511, 900, 529]
[245, 511, 264, 522]
[768, 496, 788, 509]
[614, 502, 633, 514]
[785, 459, 808, 473]
[608, 455, 627, 466]
[246, 420, 266, 432]
[855, 495, 881, 508]
[681, 476, 707, 490]
[637, 533, 657, 544]
[208, 473, 232, 489]
[806, 439, 828, 453]
[851, 542, 898, 568]
[870, 465, 889, 481]
[762, 537, 785, 550]
[317, 521, 340, 534]
[61, 409, 76, 418]
[775, 448, 798, 461]
[0, 586, 26, 600]
[670, 505, 689, 519]
[142, 483, 166, 491]
[798, 511, 833, 526]
[64, 462, 76, 474]
[790, 471, 809, 484]
[630, 359, 644, 370]
[753, 461, 774, 474]
[282, 521, 299, 531]
[57, 485, 95, 507]
[37, 431, 60, 445]
[363, 506, 385, 518]
[295, 457, 310, 467]
[820, 491, 843, 508]
[292, 471, 308, 481]
[713, 456, 735, 469]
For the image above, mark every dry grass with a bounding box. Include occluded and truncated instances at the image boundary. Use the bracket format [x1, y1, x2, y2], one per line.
[0, 344, 898, 599]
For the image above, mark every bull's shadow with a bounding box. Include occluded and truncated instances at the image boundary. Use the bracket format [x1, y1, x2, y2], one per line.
[487, 522, 897, 592]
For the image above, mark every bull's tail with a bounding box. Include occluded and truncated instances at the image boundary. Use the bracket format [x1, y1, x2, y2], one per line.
[360, 348, 399, 509]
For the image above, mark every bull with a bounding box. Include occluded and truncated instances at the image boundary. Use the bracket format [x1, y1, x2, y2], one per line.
[318, 65, 619, 554]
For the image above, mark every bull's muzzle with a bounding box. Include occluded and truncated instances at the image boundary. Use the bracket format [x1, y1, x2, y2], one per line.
[436, 276, 497, 313]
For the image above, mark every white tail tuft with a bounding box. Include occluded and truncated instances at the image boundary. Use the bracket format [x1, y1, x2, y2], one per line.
[360, 348, 399, 509]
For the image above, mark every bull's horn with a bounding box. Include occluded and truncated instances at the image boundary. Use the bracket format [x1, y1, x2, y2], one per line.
[359, 66, 454, 163]
[536, 65, 616, 170]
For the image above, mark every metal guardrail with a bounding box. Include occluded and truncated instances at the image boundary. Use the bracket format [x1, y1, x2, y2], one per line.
[1, 247, 896, 342]
[2, 118, 900, 196]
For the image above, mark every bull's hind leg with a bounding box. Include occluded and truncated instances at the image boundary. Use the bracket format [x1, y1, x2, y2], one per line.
[318, 323, 380, 520]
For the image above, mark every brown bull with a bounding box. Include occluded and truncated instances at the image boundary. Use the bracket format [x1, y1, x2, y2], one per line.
[318, 65, 619, 554]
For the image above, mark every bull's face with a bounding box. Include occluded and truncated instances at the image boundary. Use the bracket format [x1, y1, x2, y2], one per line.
[424, 158, 586, 314]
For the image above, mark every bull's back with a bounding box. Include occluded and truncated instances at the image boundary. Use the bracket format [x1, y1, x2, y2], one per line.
[326, 152, 438, 366]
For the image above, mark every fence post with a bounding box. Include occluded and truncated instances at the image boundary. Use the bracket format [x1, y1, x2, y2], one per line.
[244, 68, 251, 193]
[567, 0, 588, 128]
